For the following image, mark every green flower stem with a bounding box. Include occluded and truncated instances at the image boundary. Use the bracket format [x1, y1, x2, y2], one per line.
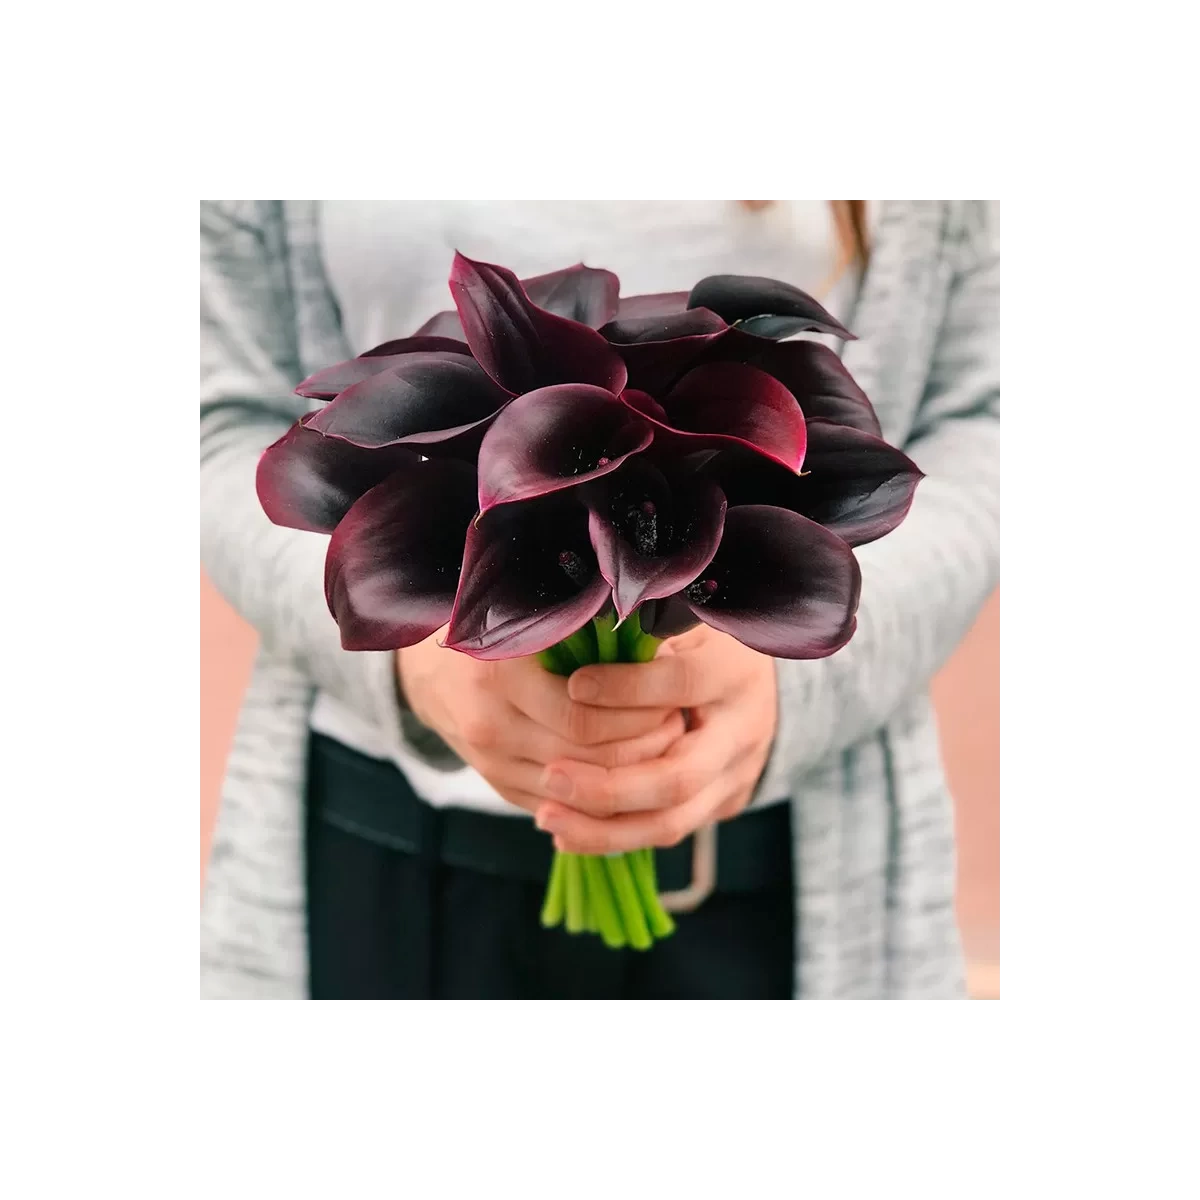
[537, 610, 677, 949]
[604, 855, 653, 950]
[540, 851, 567, 927]
[631, 848, 676, 939]
[560, 625, 598, 669]
[617, 609, 662, 663]
[617, 609, 645, 659]
[592, 612, 619, 663]
[582, 856, 626, 949]
[536, 645, 576, 676]
[564, 854, 585, 934]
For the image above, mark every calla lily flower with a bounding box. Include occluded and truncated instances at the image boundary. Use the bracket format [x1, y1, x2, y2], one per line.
[256, 413, 418, 534]
[417, 262, 620, 340]
[711, 421, 923, 548]
[444, 492, 611, 660]
[448, 253, 627, 396]
[304, 351, 511, 455]
[295, 335, 471, 400]
[621, 360, 808, 471]
[700, 328, 882, 436]
[668, 504, 862, 658]
[584, 457, 727, 622]
[686, 274, 856, 340]
[323, 456, 479, 650]
[475, 384, 652, 513]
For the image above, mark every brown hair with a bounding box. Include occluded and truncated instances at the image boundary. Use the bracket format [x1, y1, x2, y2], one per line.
[738, 200, 869, 292]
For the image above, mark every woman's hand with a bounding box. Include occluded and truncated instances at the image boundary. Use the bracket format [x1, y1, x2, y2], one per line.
[533, 627, 779, 853]
[396, 631, 686, 816]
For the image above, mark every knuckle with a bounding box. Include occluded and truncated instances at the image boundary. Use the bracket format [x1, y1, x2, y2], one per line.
[593, 777, 619, 817]
[654, 814, 689, 849]
[564, 702, 597, 744]
[460, 711, 495, 748]
[670, 770, 694, 806]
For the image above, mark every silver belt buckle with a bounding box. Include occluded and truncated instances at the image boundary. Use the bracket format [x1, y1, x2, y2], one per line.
[657, 823, 717, 913]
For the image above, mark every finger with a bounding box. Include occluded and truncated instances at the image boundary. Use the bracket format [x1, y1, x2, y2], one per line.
[536, 775, 730, 854]
[501, 655, 679, 745]
[468, 755, 557, 816]
[549, 709, 687, 769]
[566, 651, 730, 710]
[487, 706, 686, 769]
[539, 728, 729, 818]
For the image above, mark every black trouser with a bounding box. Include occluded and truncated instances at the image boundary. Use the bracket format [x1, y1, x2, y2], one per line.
[305, 733, 794, 999]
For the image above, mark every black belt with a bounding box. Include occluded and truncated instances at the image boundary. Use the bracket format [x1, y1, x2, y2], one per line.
[307, 733, 792, 894]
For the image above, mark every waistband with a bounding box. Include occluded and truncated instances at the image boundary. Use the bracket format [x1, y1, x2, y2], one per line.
[307, 733, 792, 894]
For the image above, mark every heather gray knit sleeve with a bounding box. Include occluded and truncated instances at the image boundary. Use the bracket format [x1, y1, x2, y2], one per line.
[753, 203, 1000, 803]
[199, 200, 425, 766]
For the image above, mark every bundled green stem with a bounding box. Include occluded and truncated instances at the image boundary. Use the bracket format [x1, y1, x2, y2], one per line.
[537, 610, 673, 950]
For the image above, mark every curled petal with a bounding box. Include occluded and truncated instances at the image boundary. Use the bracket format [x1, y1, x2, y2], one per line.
[684, 506, 861, 658]
[449, 252, 628, 395]
[295, 337, 471, 399]
[521, 263, 620, 327]
[256, 416, 419, 534]
[687, 274, 855, 340]
[637, 594, 702, 639]
[793, 420, 922, 545]
[711, 422, 922, 547]
[324, 458, 479, 651]
[585, 459, 727, 622]
[623, 360, 807, 471]
[476, 384, 652, 512]
[601, 307, 726, 345]
[615, 292, 690, 320]
[601, 308, 728, 395]
[414, 310, 466, 339]
[445, 494, 611, 660]
[708, 330, 881, 435]
[304, 351, 510, 451]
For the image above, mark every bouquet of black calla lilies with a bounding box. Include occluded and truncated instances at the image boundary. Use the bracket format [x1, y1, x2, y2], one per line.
[258, 253, 922, 949]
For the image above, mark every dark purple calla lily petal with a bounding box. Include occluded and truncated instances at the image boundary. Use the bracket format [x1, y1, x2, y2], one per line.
[710, 422, 922, 547]
[295, 337, 472, 399]
[622, 360, 807, 471]
[444, 494, 611, 660]
[706, 329, 881, 435]
[682, 505, 861, 658]
[256, 416, 420, 534]
[637, 594, 702, 639]
[476, 384, 652, 512]
[794, 420, 922, 545]
[615, 292, 690, 319]
[448, 252, 628, 396]
[304, 351, 510, 452]
[359, 335, 471, 359]
[324, 458, 479, 651]
[600, 307, 727, 345]
[600, 308, 730, 395]
[521, 263, 620, 327]
[687, 274, 856, 341]
[585, 459, 727, 622]
[414, 310, 467, 339]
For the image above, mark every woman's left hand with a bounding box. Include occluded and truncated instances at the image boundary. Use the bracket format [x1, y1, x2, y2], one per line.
[534, 627, 779, 853]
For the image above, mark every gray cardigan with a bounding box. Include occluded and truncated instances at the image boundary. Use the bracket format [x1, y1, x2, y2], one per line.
[200, 200, 999, 999]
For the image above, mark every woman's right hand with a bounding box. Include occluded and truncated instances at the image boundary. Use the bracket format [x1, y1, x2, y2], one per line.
[396, 631, 686, 816]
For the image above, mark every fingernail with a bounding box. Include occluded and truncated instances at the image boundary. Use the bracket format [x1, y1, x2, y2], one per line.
[570, 674, 599, 702]
[535, 805, 558, 832]
[542, 769, 574, 800]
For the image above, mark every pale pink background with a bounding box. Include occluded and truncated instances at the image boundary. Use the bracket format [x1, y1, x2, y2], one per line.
[200, 574, 999, 996]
